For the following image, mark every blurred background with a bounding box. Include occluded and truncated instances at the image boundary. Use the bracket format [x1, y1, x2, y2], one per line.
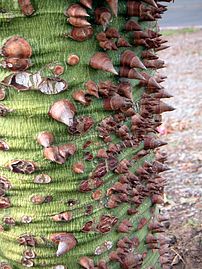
[160, 0, 202, 28]
[155, 1, 202, 269]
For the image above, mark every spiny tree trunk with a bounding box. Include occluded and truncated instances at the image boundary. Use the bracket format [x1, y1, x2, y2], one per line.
[0, 0, 174, 268]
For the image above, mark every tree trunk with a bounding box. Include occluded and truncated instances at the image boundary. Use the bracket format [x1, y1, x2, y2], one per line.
[0, 0, 173, 268]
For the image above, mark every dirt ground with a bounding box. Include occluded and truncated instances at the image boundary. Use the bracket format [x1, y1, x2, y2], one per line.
[157, 30, 202, 268]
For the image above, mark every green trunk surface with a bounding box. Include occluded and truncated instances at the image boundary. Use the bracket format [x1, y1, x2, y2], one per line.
[0, 1, 168, 268]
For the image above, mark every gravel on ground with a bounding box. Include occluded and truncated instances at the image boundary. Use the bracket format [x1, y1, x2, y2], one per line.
[157, 30, 202, 269]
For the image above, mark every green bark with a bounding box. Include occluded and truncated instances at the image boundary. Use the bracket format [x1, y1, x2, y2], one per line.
[0, 1, 170, 268]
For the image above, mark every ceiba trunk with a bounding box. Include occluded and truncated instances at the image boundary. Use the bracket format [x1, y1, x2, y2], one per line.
[0, 0, 173, 268]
